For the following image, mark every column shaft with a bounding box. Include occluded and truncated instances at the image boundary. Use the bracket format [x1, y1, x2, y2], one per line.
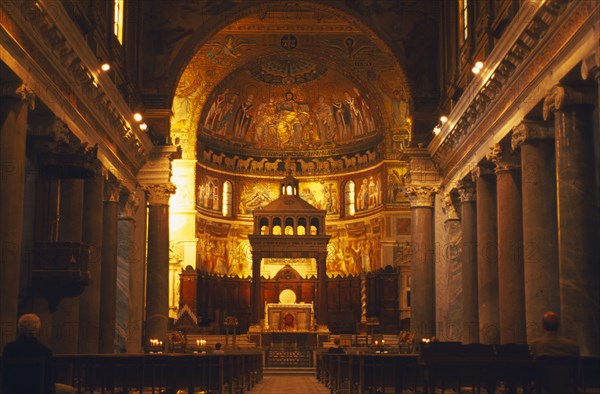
[460, 195, 478, 343]
[520, 139, 559, 341]
[99, 199, 118, 353]
[475, 172, 499, 344]
[128, 190, 146, 353]
[0, 96, 28, 349]
[496, 168, 526, 344]
[145, 204, 170, 344]
[411, 206, 436, 340]
[52, 179, 84, 354]
[555, 104, 600, 355]
[251, 255, 261, 325]
[318, 253, 328, 326]
[79, 175, 104, 353]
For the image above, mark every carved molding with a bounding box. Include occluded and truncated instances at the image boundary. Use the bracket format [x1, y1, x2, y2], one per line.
[104, 177, 122, 203]
[511, 120, 554, 150]
[487, 143, 520, 173]
[143, 183, 177, 206]
[581, 47, 600, 81]
[404, 186, 439, 208]
[457, 180, 476, 203]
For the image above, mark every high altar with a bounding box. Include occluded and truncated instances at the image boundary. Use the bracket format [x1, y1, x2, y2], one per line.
[264, 289, 314, 331]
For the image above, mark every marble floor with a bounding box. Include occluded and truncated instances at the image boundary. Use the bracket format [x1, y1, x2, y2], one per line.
[249, 374, 330, 393]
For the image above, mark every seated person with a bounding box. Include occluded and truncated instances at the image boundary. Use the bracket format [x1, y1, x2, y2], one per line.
[213, 342, 225, 354]
[530, 311, 580, 358]
[529, 311, 580, 394]
[2, 314, 75, 394]
[328, 337, 344, 353]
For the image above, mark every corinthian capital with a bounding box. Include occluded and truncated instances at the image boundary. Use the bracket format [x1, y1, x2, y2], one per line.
[104, 176, 121, 202]
[120, 191, 141, 218]
[511, 120, 553, 150]
[15, 84, 35, 109]
[404, 185, 439, 208]
[143, 183, 176, 205]
[457, 179, 476, 203]
[487, 143, 520, 172]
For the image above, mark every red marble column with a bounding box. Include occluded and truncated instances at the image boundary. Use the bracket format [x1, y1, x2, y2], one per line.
[317, 251, 328, 326]
[406, 186, 438, 341]
[472, 165, 499, 344]
[487, 143, 526, 344]
[79, 174, 104, 353]
[458, 180, 478, 344]
[99, 178, 120, 353]
[0, 84, 32, 349]
[251, 254, 262, 325]
[143, 183, 175, 346]
[544, 85, 600, 356]
[511, 121, 559, 343]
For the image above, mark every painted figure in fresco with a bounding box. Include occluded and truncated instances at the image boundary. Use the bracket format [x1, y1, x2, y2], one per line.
[253, 97, 278, 147]
[277, 92, 310, 147]
[343, 91, 365, 137]
[233, 94, 255, 140]
[353, 87, 375, 132]
[368, 176, 377, 208]
[331, 95, 346, 140]
[214, 92, 239, 136]
[204, 88, 229, 130]
[314, 95, 336, 146]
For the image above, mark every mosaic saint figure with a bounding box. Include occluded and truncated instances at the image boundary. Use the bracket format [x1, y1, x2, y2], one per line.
[343, 91, 365, 137]
[314, 95, 336, 146]
[332, 94, 346, 140]
[353, 87, 375, 132]
[204, 88, 229, 130]
[233, 94, 255, 140]
[215, 92, 239, 135]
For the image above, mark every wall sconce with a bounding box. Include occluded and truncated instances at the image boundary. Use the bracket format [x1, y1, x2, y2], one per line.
[133, 112, 143, 122]
[471, 61, 483, 74]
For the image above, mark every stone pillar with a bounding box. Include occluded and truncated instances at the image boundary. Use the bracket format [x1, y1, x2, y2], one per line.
[79, 174, 104, 353]
[317, 251, 328, 326]
[406, 186, 438, 341]
[544, 85, 600, 356]
[458, 180, 478, 344]
[511, 121, 559, 342]
[116, 191, 140, 353]
[0, 84, 33, 349]
[143, 183, 175, 345]
[472, 165, 499, 344]
[251, 254, 262, 325]
[52, 178, 84, 354]
[128, 188, 147, 353]
[99, 178, 120, 353]
[487, 143, 526, 344]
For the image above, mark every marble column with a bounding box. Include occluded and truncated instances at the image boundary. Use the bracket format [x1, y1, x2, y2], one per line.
[78, 174, 104, 353]
[0, 84, 32, 349]
[487, 143, 526, 344]
[406, 186, 438, 341]
[544, 86, 600, 356]
[472, 165, 499, 344]
[511, 121, 559, 342]
[251, 254, 262, 325]
[99, 178, 120, 353]
[128, 188, 147, 353]
[458, 180, 478, 344]
[144, 183, 175, 345]
[116, 191, 139, 353]
[317, 251, 328, 326]
[52, 178, 84, 354]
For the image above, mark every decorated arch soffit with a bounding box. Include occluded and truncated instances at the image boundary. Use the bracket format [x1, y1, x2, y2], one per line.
[170, 2, 413, 162]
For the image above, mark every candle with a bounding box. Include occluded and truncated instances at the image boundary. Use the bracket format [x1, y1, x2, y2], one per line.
[196, 339, 200, 346]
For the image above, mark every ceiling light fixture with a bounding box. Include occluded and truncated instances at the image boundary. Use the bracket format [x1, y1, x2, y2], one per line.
[472, 61, 484, 74]
[133, 113, 143, 122]
[139, 122, 148, 131]
[101, 63, 111, 72]
[439, 115, 448, 124]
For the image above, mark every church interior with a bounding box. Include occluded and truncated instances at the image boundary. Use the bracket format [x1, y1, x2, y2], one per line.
[1, 0, 599, 392]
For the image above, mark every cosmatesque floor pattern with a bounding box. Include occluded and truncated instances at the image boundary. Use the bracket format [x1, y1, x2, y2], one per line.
[249, 374, 330, 393]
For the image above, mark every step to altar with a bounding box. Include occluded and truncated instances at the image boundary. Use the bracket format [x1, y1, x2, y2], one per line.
[263, 367, 316, 375]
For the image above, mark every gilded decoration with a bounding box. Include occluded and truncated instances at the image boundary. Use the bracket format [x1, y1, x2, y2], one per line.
[387, 165, 408, 204]
[404, 186, 438, 208]
[196, 175, 221, 212]
[487, 143, 520, 172]
[143, 183, 177, 206]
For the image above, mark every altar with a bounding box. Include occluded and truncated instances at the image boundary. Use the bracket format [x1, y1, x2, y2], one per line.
[265, 302, 314, 331]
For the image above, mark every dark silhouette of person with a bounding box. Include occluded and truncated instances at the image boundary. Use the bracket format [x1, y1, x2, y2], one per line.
[530, 311, 580, 394]
[530, 311, 580, 357]
[328, 337, 344, 353]
[213, 342, 225, 354]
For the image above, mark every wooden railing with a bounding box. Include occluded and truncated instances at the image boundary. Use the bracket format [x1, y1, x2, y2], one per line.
[51, 351, 262, 394]
[317, 350, 600, 394]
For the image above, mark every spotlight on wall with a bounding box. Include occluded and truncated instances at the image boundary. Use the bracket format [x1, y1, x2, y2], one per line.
[439, 115, 448, 124]
[433, 125, 441, 135]
[101, 63, 111, 72]
[133, 112, 143, 122]
[472, 61, 484, 74]
[139, 122, 148, 131]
